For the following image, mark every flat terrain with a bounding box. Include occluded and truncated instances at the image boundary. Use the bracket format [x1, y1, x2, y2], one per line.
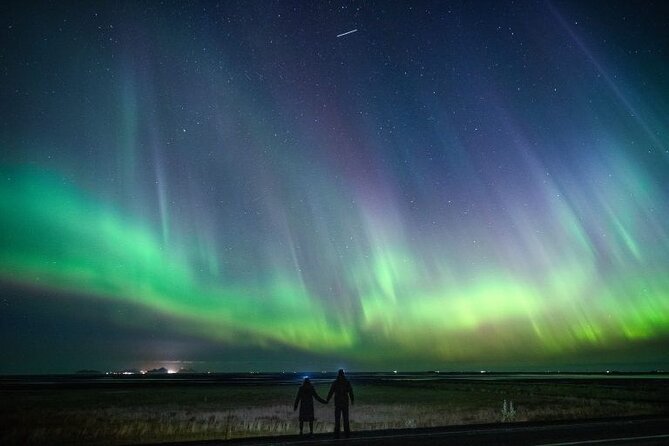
[1, 373, 667, 445]
[151, 416, 669, 446]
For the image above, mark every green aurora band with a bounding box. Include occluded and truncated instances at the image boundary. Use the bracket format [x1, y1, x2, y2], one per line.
[2, 161, 668, 365]
[3, 0, 669, 371]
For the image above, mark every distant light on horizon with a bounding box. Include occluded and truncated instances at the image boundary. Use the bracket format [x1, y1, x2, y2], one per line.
[1, 0, 668, 374]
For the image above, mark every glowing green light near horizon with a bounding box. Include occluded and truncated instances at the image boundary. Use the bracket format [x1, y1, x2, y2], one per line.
[0, 167, 354, 351]
[2, 162, 668, 365]
[4, 0, 669, 375]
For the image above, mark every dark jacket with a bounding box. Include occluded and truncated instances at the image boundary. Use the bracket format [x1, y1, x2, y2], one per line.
[294, 383, 326, 421]
[327, 377, 354, 407]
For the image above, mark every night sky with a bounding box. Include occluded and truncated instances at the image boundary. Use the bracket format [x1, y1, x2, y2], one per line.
[1, 1, 668, 374]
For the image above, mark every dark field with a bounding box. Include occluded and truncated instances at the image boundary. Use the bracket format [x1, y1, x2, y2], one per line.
[1, 373, 668, 445]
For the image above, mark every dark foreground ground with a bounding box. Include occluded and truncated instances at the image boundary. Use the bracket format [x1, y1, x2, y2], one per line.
[1, 373, 668, 444]
[150, 416, 669, 446]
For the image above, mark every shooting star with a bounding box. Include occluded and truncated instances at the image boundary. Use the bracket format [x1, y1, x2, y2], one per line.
[337, 29, 358, 38]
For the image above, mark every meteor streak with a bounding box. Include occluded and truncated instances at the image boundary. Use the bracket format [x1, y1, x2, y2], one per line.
[336, 29, 358, 38]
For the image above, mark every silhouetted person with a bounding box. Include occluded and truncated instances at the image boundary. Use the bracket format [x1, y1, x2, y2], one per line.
[326, 369, 354, 438]
[294, 377, 326, 435]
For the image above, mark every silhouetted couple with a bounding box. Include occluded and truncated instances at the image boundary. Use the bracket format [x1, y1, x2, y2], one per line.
[293, 369, 355, 438]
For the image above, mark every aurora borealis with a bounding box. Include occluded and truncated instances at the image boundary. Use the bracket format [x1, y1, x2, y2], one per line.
[1, 1, 668, 373]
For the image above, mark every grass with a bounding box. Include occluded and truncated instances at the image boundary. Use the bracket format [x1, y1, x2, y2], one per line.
[1, 379, 668, 444]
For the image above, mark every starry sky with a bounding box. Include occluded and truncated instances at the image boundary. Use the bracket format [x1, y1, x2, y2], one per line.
[1, 1, 668, 373]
